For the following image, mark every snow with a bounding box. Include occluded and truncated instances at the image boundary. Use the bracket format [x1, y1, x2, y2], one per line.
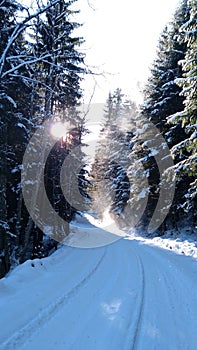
[5, 95, 17, 108]
[149, 148, 158, 157]
[17, 123, 27, 130]
[0, 217, 197, 350]
[66, 212, 126, 248]
[137, 188, 148, 199]
[11, 164, 23, 174]
[190, 130, 197, 140]
[127, 226, 197, 259]
[167, 110, 186, 124]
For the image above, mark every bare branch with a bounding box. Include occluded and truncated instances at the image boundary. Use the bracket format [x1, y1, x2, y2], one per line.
[86, 0, 96, 11]
[82, 82, 96, 120]
[9, 74, 58, 93]
[0, 0, 60, 77]
[2, 54, 52, 78]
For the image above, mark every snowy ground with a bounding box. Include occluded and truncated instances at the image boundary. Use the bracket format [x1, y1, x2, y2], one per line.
[127, 225, 197, 259]
[0, 215, 197, 350]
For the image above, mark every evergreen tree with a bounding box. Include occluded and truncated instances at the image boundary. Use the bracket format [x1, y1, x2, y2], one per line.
[21, 0, 87, 260]
[0, 0, 34, 276]
[142, 0, 189, 138]
[168, 0, 197, 224]
[0, 0, 87, 276]
[32, 0, 84, 116]
[135, 0, 191, 232]
[92, 89, 137, 223]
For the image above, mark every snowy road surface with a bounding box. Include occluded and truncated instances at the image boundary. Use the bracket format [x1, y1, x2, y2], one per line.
[0, 237, 197, 349]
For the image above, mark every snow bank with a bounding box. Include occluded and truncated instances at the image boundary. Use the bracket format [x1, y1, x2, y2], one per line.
[127, 226, 197, 259]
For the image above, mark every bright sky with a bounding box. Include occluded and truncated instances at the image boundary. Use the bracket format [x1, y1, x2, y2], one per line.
[74, 0, 179, 103]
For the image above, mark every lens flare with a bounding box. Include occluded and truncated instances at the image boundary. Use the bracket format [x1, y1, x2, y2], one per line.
[51, 122, 67, 138]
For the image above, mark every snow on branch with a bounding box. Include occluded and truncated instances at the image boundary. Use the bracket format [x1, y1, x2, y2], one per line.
[9, 74, 57, 93]
[0, 92, 17, 107]
[2, 54, 52, 78]
[0, 0, 60, 77]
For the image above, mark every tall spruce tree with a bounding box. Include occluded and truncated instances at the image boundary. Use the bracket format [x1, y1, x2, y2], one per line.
[135, 0, 191, 232]
[92, 89, 137, 223]
[142, 0, 189, 138]
[0, 0, 87, 276]
[33, 0, 85, 118]
[0, 0, 35, 276]
[168, 0, 197, 225]
[21, 0, 87, 261]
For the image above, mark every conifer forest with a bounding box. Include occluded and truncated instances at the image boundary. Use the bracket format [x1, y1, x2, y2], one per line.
[0, 0, 196, 278]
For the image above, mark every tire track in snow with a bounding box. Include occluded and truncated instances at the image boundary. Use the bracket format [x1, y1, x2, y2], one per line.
[124, 244, 176, 350]
[124, 249, 145, 350]
[0, 248, 107, 350]
[144, 246, 194, 350]
[129, 243, 197, 350]
[143, 245, 195, 316]
[66, 243, 126, 350]
[28, 241, 138, 350]
[159, 272, 192, 350]
[133, 245, 182, 350]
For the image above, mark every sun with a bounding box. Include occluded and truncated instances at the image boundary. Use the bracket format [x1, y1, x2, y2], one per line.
[50, 122, 67, 139]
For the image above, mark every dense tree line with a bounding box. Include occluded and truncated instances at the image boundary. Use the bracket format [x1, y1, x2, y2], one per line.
[139, 0, 197, 232]
[91, 89, 137, 226]
[92, 0, 196, 234]
[0, 0, 86, 277]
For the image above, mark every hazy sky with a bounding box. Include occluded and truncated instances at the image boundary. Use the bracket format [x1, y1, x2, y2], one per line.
[74, 0, 180, 103]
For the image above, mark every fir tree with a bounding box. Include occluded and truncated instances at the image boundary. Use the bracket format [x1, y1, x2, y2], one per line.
[0, 0, 87, 276]
[92, 89, 137, 223]
[168, 0, 197, 225]
[136, 0, 191, 232]
[0, 0, 33, 276]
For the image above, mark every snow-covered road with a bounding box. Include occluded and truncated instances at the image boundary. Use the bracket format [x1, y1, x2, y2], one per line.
[0, 237, 197, 349]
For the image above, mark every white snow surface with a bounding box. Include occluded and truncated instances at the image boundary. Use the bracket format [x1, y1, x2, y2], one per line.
[0, 217, 197, 350]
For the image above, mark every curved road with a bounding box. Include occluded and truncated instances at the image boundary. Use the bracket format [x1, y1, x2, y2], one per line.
[0, 238, 197, 350]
